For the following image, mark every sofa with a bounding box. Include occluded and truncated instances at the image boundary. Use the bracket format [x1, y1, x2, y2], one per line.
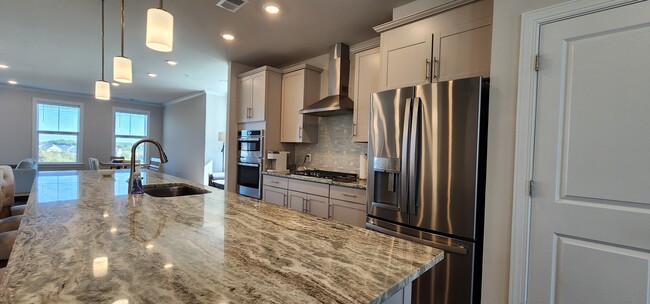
[12, 158, 37, 198]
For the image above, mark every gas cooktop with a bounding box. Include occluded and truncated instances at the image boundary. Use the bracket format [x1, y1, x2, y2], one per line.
[292, 170, 358, 183]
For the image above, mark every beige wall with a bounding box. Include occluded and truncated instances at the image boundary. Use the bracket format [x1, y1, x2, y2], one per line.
[162, 93, 207, 184]
[482, 0, 568, 302]
[0, 85, 163, 168]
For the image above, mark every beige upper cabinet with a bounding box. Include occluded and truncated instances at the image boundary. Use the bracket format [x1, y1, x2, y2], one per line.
[280, 65, 322, 143]
[379, 25, 435, 90]
[352, 47, 381, 143]
[376, 0, 493, 90]
[437, 21, 492, 81]
[237, 66, 282, 123]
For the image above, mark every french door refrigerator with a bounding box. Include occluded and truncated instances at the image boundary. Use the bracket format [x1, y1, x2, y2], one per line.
[366, 77, 489, 304]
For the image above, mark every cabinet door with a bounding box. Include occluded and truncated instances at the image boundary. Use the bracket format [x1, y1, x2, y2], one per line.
[438, 24, 492, 81]
[381, 33, 434, 90]
[330, 198, 366, 228]
[307, 194, 329, 218]
[287, 190, 307, 212]
[263, 186, 287, 207]
[353, 48, 380, 143]
[249, 72, 267, 122]
[238, 77, 252, 123]
[280, 70, 305, 142]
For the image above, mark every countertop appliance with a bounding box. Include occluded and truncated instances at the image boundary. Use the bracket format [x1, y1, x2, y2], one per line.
[292, 169, 358, 183]
[237, 130, 263, 199]
[267, 151, 289, 173]
[366, 77, 489, 304]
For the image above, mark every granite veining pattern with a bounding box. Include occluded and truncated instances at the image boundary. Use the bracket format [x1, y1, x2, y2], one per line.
[1, 170, 442, 304]
[263, 172, 367, 189]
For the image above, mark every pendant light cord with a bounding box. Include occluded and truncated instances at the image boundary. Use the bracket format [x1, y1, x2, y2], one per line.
[121, 0, 125, 56]
[101, 0, 105, 81]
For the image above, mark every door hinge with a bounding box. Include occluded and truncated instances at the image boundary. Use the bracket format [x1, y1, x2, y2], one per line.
[529, 180, 536, 197]
[534, 55, 540, 71]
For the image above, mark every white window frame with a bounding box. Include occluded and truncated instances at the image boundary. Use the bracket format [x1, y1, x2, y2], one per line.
[32, 98, 84, 165]
[112, 107, 150, 163]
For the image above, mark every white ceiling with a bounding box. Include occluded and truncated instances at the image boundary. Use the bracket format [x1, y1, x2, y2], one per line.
[0, 0, 411, 104]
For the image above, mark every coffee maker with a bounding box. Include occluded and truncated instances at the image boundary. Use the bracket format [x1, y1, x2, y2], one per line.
[267, 151, 289, 173]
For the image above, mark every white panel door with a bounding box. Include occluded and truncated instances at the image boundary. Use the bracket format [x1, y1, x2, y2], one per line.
[529, 2, 650, 303]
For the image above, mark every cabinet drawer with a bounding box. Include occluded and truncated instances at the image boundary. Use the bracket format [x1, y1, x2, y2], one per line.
[263, 175, 288, 189]
[288, 179, 329, 197]
[330, 185, 366, 204]
[330, 198, 366, 228]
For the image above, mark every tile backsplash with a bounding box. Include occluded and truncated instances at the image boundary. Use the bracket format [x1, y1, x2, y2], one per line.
[294, 115, 368, 174]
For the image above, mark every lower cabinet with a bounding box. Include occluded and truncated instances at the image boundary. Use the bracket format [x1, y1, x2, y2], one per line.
[262, 175, 367, 225]
[263, 186, 287, 207]
[330, 199, 366, 228]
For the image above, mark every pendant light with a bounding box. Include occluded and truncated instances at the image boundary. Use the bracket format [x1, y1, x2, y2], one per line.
[145, 0, 174, 52]
[95, 0, 110, 100]
[113, 0, 132, 83]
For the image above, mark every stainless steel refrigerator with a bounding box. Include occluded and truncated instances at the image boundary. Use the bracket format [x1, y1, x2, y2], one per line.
[366, 77, 489, 304]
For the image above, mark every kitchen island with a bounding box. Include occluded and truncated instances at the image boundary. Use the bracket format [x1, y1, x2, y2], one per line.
[0, 170, 443, 303]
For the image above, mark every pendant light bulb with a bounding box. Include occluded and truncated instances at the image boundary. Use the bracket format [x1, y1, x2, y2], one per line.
[95, 80, 111, 100]
[114, 0, 132, 83]
[146, 2, 174, 52]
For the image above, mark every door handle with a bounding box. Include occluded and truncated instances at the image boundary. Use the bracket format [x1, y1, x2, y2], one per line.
[409, 98, 421, 215]
[366, 223, 468, 255]
[399, 98, 413, 212]
[372, 202, 399, 211]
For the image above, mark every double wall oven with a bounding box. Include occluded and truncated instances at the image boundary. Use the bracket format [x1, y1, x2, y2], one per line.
[237, 130, 263, 199]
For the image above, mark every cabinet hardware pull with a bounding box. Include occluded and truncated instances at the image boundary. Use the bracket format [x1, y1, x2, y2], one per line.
[353, 123, 357, 137]
[342, 194, 357, 198]
[298, 126, 303, 139]
[425, 59, 430, 80]
[271, 181, 279, 184]
[433, 57, 439, 80]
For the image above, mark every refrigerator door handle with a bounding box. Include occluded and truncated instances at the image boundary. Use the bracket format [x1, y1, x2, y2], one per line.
[371, 202, 400, 211]
[408, 97, 421, 215]
[400, 98, 413, 213]
[366, 223, 468, 255]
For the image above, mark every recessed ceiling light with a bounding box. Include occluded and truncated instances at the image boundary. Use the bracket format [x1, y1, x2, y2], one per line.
[7, 80, 18, 85]
[166, 60, 178, 66]
[264, 4, 280, 14]
[111, 82, 120, 87]
[147, 73, 158, 78]
[222, 34, 235, 40]
[0, 64, 9, 69]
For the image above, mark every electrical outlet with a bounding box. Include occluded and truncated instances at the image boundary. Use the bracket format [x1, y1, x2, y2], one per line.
[305, 154, 312, 162]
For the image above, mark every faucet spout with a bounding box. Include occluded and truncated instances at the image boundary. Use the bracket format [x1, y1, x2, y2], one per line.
[129, 138, 168, 193]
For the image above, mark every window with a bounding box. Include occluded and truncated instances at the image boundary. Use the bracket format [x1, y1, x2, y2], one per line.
[114, 110, 149, 162]
[34, 101, 82, 163]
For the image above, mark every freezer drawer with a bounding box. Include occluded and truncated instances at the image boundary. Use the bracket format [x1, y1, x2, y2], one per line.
[367, 217, 480, 304]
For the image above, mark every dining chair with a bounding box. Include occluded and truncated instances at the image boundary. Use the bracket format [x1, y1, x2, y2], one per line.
[148, 157, 162, 172]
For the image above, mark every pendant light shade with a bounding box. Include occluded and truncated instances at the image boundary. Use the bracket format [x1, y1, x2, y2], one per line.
[146, 6, 173, 52]
[95, 0, 110, 100]
[95, 80, 111, 100]
[113, 0, 132, 83]
[113, 56, 132, 83]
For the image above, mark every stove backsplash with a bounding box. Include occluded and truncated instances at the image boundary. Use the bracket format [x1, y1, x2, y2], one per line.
[294, 115, 368, 174]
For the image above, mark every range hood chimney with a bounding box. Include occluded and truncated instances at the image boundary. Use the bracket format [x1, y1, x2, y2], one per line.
[299, 43, 354, 116]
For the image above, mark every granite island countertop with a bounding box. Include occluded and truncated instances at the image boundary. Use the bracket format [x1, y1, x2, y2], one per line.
[1, 170, 442, 304]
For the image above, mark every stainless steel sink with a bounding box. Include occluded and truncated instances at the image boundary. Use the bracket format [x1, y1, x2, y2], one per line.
[143, 183, 211, 197]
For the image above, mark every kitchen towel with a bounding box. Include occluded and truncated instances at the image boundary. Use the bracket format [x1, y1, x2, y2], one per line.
[359, 154, 368, 180]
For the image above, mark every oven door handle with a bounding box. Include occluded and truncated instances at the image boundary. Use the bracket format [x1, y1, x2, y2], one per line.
[237, 162, 260, 167]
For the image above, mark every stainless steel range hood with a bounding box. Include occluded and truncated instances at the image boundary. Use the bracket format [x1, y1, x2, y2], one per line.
[299, 43, 354, 116]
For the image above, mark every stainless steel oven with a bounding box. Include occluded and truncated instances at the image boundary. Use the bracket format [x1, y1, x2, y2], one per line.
[237, 130, 263, 199]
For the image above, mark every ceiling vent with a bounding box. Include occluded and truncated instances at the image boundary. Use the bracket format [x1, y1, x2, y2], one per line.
[216, 0, 249, 12]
